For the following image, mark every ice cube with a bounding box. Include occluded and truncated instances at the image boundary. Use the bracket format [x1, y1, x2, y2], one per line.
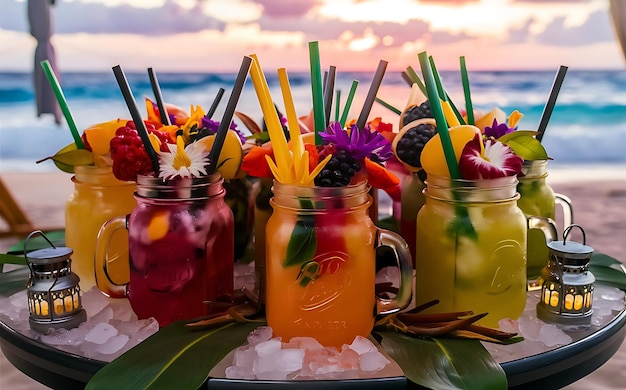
[234, 345, 257, 368]
[247, 326, 273, 346]
[498, 318, 519, 334]
[81, 287, 110, 317]
[9, 290, 28, 309]
[348, 335, 377, 355]
[97, 334, 130, 355]
[359, 351, 390, 372]
[538, 324, 572, 347]
[85, 322, 118, 344]
[517, 314, 542, 341]
[254, 338, 282, 356]
[225, 365, 256, 380]
[254, 349, 305, 373]
[284, 336, 324, 351]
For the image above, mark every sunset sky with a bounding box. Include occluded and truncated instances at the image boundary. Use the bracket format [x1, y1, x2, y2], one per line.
[0, 0, 624, 72]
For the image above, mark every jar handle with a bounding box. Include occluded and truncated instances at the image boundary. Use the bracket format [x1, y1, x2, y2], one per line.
[374, 228, 413, 315]
[555, 193, 574, 233]
[527, 216, 558, 242]
[94, 216, 129, 298]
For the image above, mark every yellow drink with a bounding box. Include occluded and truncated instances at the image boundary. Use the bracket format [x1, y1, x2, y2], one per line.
[415, 175, 527, 328]
[65, 166, 136, 294]
[265, 181, 413, 346]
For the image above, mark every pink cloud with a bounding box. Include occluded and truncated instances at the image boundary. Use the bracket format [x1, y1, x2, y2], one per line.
[253, 0, 322, 18]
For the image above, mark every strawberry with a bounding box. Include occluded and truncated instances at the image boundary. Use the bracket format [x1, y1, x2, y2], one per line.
[459, 134, 523, 180]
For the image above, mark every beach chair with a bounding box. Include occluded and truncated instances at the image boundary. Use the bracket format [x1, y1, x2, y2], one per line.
[0, 177, 36, 238]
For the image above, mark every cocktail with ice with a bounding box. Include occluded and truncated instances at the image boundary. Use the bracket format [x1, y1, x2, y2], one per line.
[96, 174, 234, 326]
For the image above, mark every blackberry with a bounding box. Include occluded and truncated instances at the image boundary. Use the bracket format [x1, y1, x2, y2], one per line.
[314, 149, 361, 187]
[401, 101, 432, 127]
[395, 122, 437, 169]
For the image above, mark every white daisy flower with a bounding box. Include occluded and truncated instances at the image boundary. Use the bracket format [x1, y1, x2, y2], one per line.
[158, 136, 209, 179]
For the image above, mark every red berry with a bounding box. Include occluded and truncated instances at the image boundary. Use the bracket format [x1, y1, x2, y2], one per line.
[109, 126, 156, 181]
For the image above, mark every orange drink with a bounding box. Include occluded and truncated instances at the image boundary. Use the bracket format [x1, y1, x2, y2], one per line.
[265, 180, 413, 347]
[65, 165, 136, 293]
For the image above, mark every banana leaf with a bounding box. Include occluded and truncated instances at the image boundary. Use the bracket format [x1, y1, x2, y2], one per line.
[590, 253, 626, 290]
[376, 331, 507, 389]
[0, 266, 29, 296]
[86, 321, 261, 390]
[5, 230, 66, 255]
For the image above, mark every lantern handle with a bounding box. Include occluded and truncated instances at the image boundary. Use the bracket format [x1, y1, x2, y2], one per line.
[24, 230, 57, 258]
[562, 224, 586, 245]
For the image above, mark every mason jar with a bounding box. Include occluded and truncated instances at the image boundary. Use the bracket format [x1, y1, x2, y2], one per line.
[415, 175, 527, 328]
[65, 165, 136, 293]
[95, 173, 234, 327]
[265, 180, 413, 347]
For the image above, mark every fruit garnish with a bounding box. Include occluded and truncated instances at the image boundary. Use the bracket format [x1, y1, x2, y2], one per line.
[392, 118, 437, 172]
[498, 130, 551, 161]
[474, 107, 506, 133]
[83, 118, 129, 156]
[458, 133, 523, 180]
[420, 125, 481, 178]
[110, 125, 165, 181]
[241, 143, 274, 178]
[196, 130, 244, 181]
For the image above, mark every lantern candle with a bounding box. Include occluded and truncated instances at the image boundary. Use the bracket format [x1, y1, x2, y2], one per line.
[536, 224, 595, 327]
[24, 231, 87, 333]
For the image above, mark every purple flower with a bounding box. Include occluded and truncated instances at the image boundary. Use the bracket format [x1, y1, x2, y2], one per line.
[484, 118, 516, 139]
[200, 117, 247, 144]
[319, 122, 393, 162]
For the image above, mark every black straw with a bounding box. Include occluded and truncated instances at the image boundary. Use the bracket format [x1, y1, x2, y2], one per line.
[206, 87, 225, 120]
[537, 66, 568, 142]
[113, 65, 160, 175]
[147, 68, 171, 126]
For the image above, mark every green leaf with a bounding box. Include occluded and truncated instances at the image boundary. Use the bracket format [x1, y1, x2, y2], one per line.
[7, 230, 65, 255]
[0, 267, 29, 296]
[0, 253, 27, 266]
[588, 253, 626, 291]
[377, 331, 507, 389]
[497, 130, 539, 143]
[86, 321, 261, 390]
[499, 133, 550, 161]
[52, 148, 94, 172]
[285, 218, 317, 267]
[590, 252, 622, 267]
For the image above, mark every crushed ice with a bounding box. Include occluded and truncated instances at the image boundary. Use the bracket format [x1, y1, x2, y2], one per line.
[0, 287, 159, 362]
[225, 326, 391, 380]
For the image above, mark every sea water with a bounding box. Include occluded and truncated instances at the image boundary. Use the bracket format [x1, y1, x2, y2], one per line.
[1, 69, 626, 172]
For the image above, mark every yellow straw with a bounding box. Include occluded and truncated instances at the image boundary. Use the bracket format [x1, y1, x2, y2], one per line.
[248, 55, 291, 174]
[277, 68, 304, 178]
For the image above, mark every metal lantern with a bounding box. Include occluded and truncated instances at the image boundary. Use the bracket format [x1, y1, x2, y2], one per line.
[24, 231, 87, 333]
[536, 224, 595, 326]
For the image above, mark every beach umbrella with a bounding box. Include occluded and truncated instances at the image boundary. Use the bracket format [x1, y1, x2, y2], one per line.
[610, 0, 626, 64]
[28, 0, 61, 124]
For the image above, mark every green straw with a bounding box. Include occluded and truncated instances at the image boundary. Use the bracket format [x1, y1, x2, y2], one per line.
[405, 66, 427, 96]
[335, 90, 341, 122]
[428, 56, 465, 125]
[308, 41, 325, 145]
[460, 56, 474, 125]
[418, 52, 460, 179]
[375, 97, 401, 115]
[40, 60, 85, 149]
[339, 80, 358, 128]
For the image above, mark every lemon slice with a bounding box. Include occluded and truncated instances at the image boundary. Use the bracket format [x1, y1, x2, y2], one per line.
[421, 125, 481, 178]
[84, 118, 128, 156]
[198, 130, 243, 180]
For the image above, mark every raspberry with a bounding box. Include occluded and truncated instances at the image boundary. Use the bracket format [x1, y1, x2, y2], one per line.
[401, 101, 433, 127]
[110, 126, 156, 181]
[395, 122, 437, 169]
[314, 149, 361, 187]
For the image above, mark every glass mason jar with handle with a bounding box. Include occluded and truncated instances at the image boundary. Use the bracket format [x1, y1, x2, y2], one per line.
[65, 165, 136, 294]
[517, 159, 573, 280]
[265, 180, 413, 347]
[415, 174, 527, 328]
[95, 173, 234, 327]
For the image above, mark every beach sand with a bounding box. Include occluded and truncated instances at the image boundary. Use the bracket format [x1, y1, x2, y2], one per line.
[1, 170, 625, 389]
